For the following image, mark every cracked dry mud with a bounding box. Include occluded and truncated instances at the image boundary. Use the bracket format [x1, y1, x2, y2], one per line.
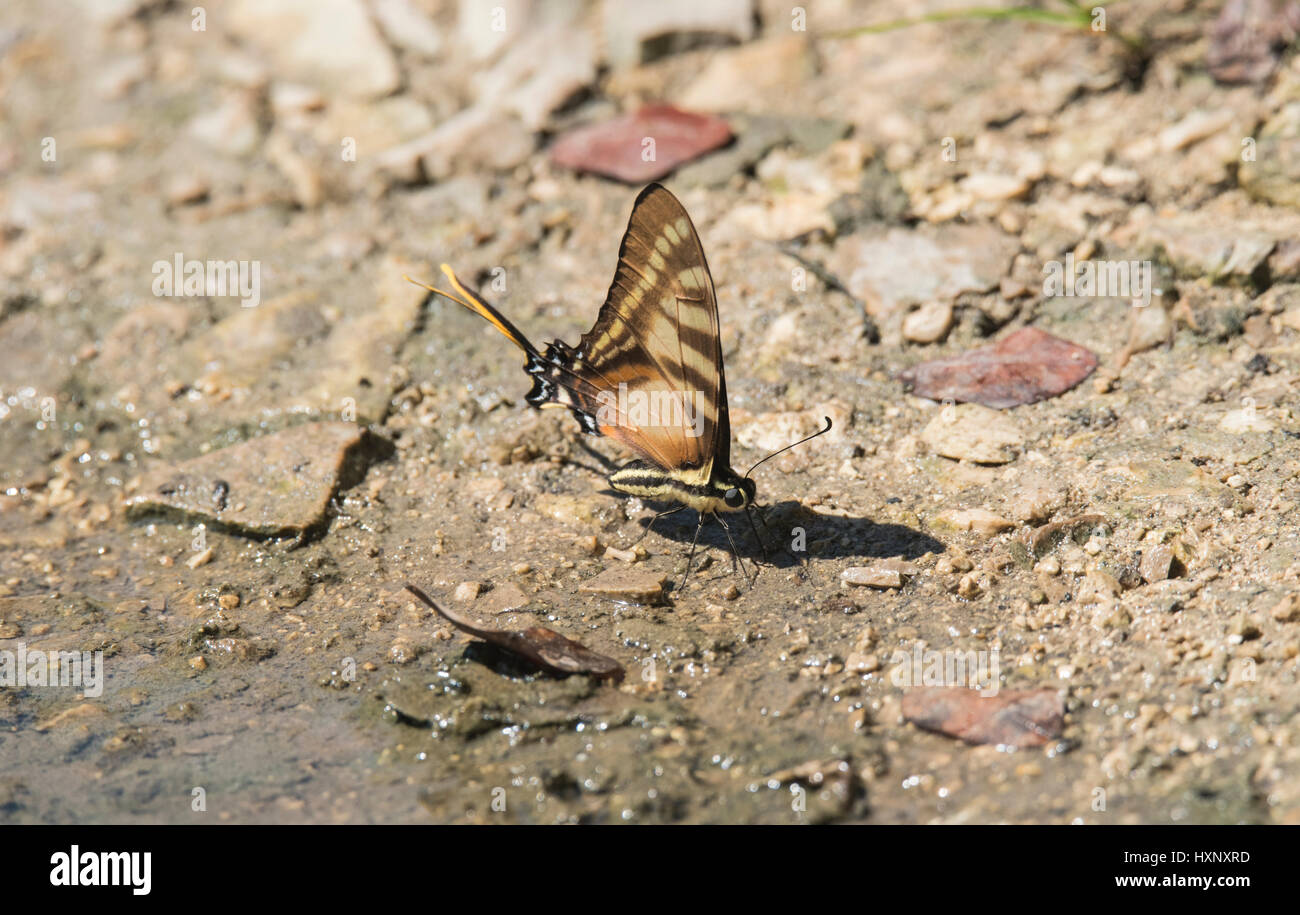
[1, 1, 1299, 824]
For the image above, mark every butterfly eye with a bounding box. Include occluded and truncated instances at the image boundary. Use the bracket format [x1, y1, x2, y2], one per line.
[723, 488, 745, 508]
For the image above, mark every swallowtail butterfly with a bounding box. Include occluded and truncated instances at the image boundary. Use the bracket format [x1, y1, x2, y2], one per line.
[409, 184, 829, 584]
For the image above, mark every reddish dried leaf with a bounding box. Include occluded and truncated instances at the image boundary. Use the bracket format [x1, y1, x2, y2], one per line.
[549, 104, 732, 183]
[1207, 0, 1300, 85]
[405, 584, 624, 683]
[902, 687, 1064, 748]
[898, 326, 1098, 408]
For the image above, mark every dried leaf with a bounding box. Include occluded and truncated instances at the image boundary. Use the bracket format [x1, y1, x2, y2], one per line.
[549, 104, 732, 183]
[405, 584, 624, 683]
[898, 326, 1098, 408]
[902, 687, 1064, 748]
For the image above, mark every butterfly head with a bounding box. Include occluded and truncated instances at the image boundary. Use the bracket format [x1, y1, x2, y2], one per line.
[715, 470, 757, 513]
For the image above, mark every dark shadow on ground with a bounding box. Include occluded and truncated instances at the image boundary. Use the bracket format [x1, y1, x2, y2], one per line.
[625, 497, 946, 570]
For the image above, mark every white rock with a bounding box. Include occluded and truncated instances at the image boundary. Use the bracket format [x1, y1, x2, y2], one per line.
[229, 0, 400, 98]
[270, 83, 326, 116]
[1157, 109, 1233, 153]
[1097, 165, 1140, 190]
[677, 35, 811, 114]
[313, 97, 434, 155]
[457, 0, 530, 61]
[902, 301, 954, 344]
[372, 0, 443, 58]
[186, 547, 214, 569]
[830, 224, 1018, 319]
[960, 172, 1030, 202]
[921, 403, 1024, 464]
[1126, 300, 1171, 353]
[188, 91, 261, 155]
[1219, 406, 1274, 433]
[842, 566, 906, 589]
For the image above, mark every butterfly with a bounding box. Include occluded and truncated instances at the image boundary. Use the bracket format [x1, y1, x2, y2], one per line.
[408, 184, 829, 585]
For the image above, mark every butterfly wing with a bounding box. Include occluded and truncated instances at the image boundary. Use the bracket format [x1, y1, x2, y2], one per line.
[417, 185, 731, 482]
[542, 184, 729, 482]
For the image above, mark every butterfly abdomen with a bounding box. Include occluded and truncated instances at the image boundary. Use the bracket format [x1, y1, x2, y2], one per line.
[421, 262, 604, 436]
[609, 460, 732, 514]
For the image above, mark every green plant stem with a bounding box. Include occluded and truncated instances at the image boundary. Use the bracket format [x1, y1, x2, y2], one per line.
[826, 4, 1145, 54]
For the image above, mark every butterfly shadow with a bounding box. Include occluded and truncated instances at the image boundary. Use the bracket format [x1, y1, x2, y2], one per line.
[627, 498, 946, 571]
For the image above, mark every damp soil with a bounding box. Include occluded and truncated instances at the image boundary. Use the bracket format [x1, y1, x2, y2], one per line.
[1, 0, 1298, 825]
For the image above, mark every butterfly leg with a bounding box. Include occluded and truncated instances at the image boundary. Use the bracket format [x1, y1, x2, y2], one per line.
[744, 505, 770, 560]
[676, 513, 708, 593]
[630, 504, 687, 547]
[715, 514, 757, 587]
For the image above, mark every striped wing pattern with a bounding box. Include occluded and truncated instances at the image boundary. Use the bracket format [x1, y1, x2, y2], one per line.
[524, 184, 728, 483]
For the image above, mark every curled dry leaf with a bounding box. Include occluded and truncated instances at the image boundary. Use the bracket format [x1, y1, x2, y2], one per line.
[404, 584, 625, 683]
[902, 686, 1065, 748]
[549, 104, 733, 183]
[898, 326, 1098, 409]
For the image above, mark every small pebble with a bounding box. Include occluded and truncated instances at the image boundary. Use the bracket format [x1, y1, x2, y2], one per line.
[957, 574, 982, 599]
[186, 548, 214, 570]
[1271, 596, 1299, 622]
[845, 651, 881, 673]
[842, 566, 904, 589]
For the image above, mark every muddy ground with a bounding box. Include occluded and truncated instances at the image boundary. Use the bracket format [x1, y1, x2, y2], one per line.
[1, 0, 1298, 824]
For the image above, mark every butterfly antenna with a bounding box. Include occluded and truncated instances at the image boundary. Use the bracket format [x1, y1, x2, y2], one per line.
[743, 416, 833, 479]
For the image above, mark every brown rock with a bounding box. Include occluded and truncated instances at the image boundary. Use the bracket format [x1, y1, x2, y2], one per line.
[842, 565, 906, 589]
[126, 422, 385, 538]
[1139, 543, 1183, 583]
[933, 509, 1015, 537]
[1270, 595, 1299, 622]
[902, 687, 1064, 747]
[579, 568, 668, 604]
